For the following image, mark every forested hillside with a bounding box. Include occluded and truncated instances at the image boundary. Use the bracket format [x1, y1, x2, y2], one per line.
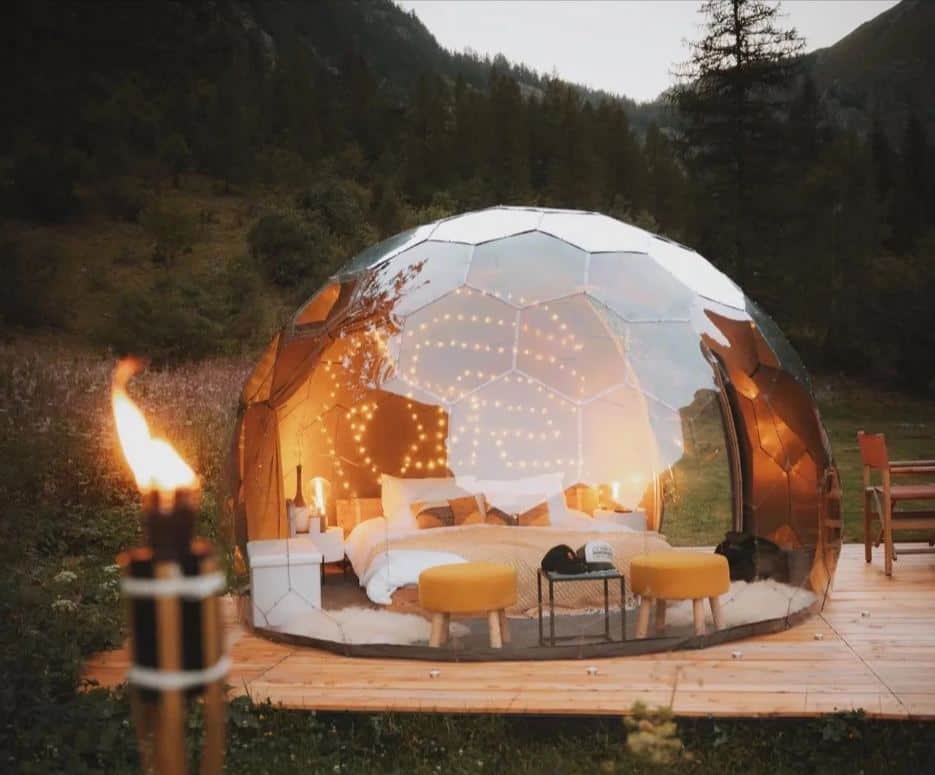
[806, 0, 935, 141]
[1, 0, 934, 388]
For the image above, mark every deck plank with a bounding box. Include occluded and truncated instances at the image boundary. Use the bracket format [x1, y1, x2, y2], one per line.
[83, 544, 935, 718]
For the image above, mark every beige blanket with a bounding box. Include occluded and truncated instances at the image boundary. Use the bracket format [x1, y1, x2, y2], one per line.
[367, 525, 671, 615]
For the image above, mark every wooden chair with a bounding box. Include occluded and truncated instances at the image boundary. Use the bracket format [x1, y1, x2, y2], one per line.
[857, 431, 935, 576]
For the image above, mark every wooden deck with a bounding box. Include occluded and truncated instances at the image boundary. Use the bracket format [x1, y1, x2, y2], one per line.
[85, 544, 935, 718]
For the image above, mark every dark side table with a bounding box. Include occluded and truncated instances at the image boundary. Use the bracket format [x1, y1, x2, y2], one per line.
[537, 568, 627, 646]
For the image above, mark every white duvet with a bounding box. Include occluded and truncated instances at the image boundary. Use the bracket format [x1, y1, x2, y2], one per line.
[345, 511, 641, 606]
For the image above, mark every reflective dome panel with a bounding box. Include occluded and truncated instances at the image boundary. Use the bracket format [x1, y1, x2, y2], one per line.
[469, 231, 588, 305]
[648, 237, 746, 309]
[539, 211, 651, 253]
[431, 207, 541, 244]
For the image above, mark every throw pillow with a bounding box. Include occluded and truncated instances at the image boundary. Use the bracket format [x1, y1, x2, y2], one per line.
[412, 494, 486, 529]
[485, 501, 551, 527]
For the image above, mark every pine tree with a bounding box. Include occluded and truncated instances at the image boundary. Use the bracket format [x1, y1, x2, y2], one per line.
[671, 0, 804, 285]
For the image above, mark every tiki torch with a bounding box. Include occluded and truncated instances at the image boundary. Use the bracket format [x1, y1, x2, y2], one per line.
[112, 359, 227, 775]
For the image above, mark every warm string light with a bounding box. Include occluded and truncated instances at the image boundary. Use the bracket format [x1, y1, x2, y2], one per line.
[450, 374, 581, 473]
[519, 302, 593, 398]
[404, 288, 514, 399]
[402, 292, 598, 402]
[286, 295, 671, 510]
[294, 323, 451, 493]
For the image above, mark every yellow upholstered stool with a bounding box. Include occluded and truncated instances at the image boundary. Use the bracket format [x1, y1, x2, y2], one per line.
[630, 552, 730, 638]
[419, 562, 517, 648]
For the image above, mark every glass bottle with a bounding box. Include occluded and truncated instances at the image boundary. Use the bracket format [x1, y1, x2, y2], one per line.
[294, 464, 306, 508]
[293, 464, 309, 532]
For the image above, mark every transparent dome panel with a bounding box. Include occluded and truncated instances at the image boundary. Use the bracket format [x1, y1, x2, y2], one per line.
[468, 231, 587, 306]
[649, 237, 745, 309]
[656, 392, 734, 547]
[517, 295, 629, 400]
[398, 288, 516, 400]
[359, 241, 473, 320]
[337, 226, 425, 278]
[588, 252, 695, 322]
[447, 372, 579, 488]
[580, 385, 661, 516]
[623, 320, 719, 411]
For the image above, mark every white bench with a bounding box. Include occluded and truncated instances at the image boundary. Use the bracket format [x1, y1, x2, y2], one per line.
[247, 537, 323, 629]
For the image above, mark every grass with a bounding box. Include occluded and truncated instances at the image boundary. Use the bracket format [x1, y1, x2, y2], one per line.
[1, 336, 934, 771]
[660, 393, 733, 546]
[816, 377, 935, 541]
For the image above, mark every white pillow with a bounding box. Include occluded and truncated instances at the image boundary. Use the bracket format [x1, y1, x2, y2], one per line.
[380, 474, 469, 531]
[458, 472, 569, 519]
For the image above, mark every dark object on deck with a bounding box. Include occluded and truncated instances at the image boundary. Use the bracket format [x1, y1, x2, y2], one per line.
[715, 531, 786, 581]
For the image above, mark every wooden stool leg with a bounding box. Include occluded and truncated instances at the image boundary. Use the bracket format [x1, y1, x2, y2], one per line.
[654, 599, 667, 636]
[498, 609, 510, 644]
[488, 610, 503, 648]
[429, 612, 445, 647]
[864, 491, 873, 563]
[692, 599, 706, 636]
[884, 497, 894, 577]
[709, 596, 723, 630]
[636, 597, 652, 638]
[440, 613, 451, 645]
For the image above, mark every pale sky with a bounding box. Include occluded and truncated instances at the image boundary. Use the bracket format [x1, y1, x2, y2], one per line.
[396, 0, 898, 102]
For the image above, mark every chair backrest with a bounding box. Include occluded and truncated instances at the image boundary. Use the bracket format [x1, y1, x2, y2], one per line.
[857, 430, 889, 470]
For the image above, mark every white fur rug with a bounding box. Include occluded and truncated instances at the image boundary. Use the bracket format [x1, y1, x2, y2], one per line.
[279, 606, 470, 645]
[664, 579, 817, 629]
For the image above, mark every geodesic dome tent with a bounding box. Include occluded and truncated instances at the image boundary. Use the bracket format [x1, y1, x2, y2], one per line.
[232, 207, 842, 658]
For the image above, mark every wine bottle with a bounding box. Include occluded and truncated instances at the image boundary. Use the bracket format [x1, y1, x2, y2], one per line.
[294, 464, 306, 508]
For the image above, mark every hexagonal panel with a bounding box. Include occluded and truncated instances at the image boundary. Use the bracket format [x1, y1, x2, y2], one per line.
[752, 393, 790, 471]
[294, 281, 343, 326]
[581, 385, 660, 510]
[517, 295, 628, 400]
[747, 300, 812, 391]
[539, 211, 651, 253]
[448, 373, 579, 482]
[624, 321, 718, 411]
[648, 236, 745, 310]
[337, 223, 434, 277]
[468, 231, 587, 306]
[644, 396, 687, 472]
[589, 252, 696, 322]
[398, 288, 516, 400]
[431, 207, 541, 244]
[659, 392, 735, 545]
[335, 391, 449, 484]
[360, 241, 473, 319]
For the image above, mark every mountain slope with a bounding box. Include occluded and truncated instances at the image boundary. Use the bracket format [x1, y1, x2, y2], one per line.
[807, 0, 935, 138]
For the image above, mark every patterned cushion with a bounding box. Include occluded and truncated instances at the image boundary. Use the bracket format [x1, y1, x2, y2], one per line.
[412, 494, 486, 529]
[485, 502, 551, 527]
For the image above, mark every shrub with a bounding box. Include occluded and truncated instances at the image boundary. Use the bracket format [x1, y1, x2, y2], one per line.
[139, 202, 198, 266]
[95, 276, 225, 363]
[247, 210, 330, 287]
[295, 175, 371, 240]
[96, 176, 151, 222]
[0, 238, 68, 328]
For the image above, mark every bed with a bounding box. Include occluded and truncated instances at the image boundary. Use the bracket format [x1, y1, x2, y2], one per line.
[340, 474, 672, 615]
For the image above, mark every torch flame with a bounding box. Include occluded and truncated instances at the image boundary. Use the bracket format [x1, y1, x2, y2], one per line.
[112, 358, 197, 494]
